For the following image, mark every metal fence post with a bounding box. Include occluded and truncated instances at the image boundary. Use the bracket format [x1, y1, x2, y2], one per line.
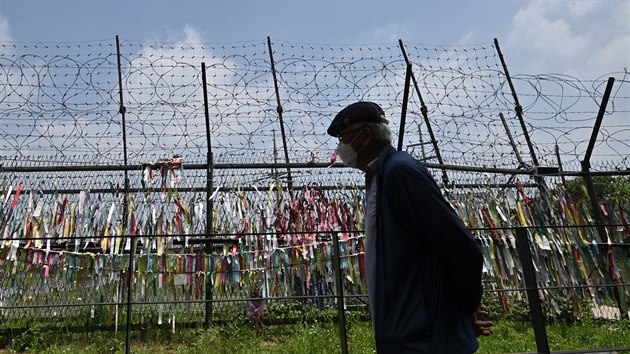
[115, 35, 135, 354]
[398, 39, 449, 186]
[515, 227, 550, 354]
[266, 36, 293, 191]
[201, 62, 215, 327]
[580, 77, 626, 315]
[397, 63, 412, 152]
[331, 231, 349, 354]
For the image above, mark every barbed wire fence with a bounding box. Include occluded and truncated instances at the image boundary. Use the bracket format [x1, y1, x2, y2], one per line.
[0, 36, 628, 353]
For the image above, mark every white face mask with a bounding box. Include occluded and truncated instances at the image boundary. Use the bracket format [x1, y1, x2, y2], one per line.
[335, 129, 364, 168]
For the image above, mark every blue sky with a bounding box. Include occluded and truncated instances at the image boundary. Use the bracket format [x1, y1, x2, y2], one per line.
[0, 0, 628, 78]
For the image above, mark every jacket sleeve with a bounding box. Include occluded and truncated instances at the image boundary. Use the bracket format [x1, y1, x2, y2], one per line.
[383, 161, 483, 314]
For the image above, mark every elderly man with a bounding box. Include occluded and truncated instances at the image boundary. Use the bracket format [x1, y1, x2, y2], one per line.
[328, 101, 492, 353]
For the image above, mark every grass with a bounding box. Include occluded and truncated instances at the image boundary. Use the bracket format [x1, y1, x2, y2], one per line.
[1, 317, 630, 353]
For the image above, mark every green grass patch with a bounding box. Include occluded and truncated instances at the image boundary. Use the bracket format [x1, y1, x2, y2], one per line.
[1, 318, 629, 353]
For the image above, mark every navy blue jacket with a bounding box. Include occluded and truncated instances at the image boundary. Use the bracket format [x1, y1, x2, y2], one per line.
[366, 145, 483, 353]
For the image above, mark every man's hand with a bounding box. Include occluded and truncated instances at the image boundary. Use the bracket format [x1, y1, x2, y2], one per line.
[472, 309, 494, 337]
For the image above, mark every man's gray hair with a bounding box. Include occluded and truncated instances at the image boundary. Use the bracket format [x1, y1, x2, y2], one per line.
[347, 122, 392, 144]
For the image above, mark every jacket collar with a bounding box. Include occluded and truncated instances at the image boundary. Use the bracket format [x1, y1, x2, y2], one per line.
[365, 144, 395, 187]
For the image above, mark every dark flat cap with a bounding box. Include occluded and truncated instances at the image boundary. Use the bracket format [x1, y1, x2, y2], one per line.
[327, 101, 388, 136]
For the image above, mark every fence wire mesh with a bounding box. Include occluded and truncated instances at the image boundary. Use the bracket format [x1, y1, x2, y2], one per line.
[0, 38, 627, 174]
[0, 37, 628, 353]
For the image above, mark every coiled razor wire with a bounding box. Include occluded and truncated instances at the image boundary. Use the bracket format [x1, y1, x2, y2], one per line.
[0, 38, 627, 181]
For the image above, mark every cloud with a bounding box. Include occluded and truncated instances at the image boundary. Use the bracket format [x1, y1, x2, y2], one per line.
[455, 31, 476, 46]
[507, 0, 628, 77]
[366, 22, 407, 43]
[123, 25, 285, 166]
[503, 1, 628, 168]
[0, 13, 14, 59]
[566, 0, 602, 18]
[162, 24, 204, 44]
[124, 25, 230, 162]
[509, 1, 589, 59]
[0, 13, 12, 42]
[584, 34, 629, 76]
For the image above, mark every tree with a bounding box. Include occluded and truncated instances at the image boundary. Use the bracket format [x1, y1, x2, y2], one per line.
[564, 175, 630, 203]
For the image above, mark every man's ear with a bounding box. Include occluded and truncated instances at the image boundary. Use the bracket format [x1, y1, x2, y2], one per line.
[361, 127, 373, 146]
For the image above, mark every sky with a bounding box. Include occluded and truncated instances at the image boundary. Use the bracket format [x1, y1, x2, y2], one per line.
[0, 0, 628, 78]
[0, 0, 627, 172]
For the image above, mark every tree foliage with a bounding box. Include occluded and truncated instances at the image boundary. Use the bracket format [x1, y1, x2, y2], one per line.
[564, 175, 630, 203]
